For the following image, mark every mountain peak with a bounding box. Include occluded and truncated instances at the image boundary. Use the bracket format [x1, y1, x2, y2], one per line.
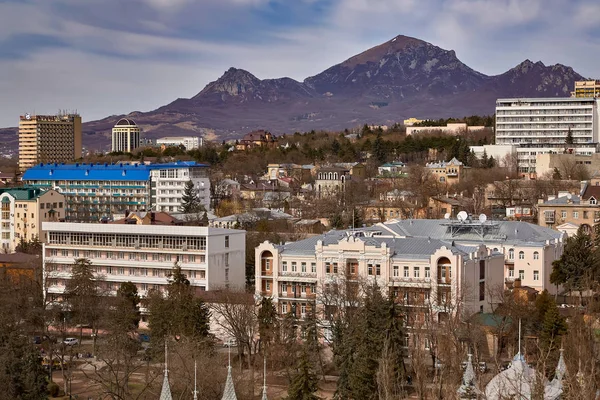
[340, 34, 427, 69]
[195, 67, 261, 98]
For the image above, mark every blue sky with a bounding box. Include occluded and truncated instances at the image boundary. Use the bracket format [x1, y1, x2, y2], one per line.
[0, 0, 598, 127]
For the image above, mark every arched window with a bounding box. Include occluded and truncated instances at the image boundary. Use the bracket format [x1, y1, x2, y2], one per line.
[508, 249, 514, 260]
[493, 248, 498, 252]
[518, 251, 525, 260]
[533, 251, 539, 260]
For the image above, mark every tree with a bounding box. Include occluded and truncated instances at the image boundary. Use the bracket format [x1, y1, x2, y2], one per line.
[566, 127, 574, 145]
[551, 228, 598, 299]
[117, 281, 141, 330]
[257, 297, 278, 353]
[180, 180, 204, 214]
[372, 133, 387, 164]
[287, 348, 321, 400]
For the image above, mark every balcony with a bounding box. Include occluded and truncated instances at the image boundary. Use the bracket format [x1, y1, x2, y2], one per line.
[389, 277, 432, 288]
[279, 271, 317, 279]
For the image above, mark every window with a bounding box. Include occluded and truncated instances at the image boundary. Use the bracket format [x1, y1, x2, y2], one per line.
[403, 266, 409, 278]
[533, 251, 539, 260]
[73, 250, 79, 257]
[301, 262, 306, 273]
[368, 264, 373, 275]
[118, 267, 125, 275]
[519, 270, 524, 280]
[61, 249, 68, 257]
[311, 262, 316, 273]
[326, 263, 331, 274]
[282, 303, 287, 314]
[518, 251, 525, 260]
[573, 211, 579, 219]
[266, 281, 270, 290]
[393, 265, 399, 277]
[591, 197, 597, 205]
[561, 210, 567, 219]
[479, 282, 485, 301]
[225, 235, 229, 248]
[333, 263, 338, 274]
[533, 270, 539, 281]
[584, 211, 589, 219]
[292, 262, 297, 272]
[508, 249, 514, 260]
[509, 267, 514, 277]
[425, 266, 431, 278]
[376, 264, 381, 276]
[50, 249, 58, 256]
[414, 267, 420, 278]
[479, 260, 485, 280]
[282, 261, 287, 272]
[224, 253, 229, 266]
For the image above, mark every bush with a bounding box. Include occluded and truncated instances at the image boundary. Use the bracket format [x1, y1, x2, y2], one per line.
[48, 381, 59, 397]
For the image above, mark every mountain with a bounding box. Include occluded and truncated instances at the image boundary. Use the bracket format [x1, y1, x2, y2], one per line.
[1, 35, 586, 151]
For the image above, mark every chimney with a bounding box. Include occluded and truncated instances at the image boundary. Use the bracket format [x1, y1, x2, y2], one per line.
[513, 279, 522, 289]
[151, 212, 156, 224]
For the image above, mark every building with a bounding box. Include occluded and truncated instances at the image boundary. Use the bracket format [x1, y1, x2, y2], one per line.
[426, 158, 465, 185]
[157, 136, 202, 151]
[406, 122, 486, 136]
[22, 161, 209, 221]
[18, 113, 82, 171]
[537, 182, 600, 235]
[235, 130, 277, 151]
[0, 252, 41, 286]
[42, 222, 245, 302]
[256, 228, 504, 342]
[315, 166, 351, 198]
[0, 188, 65, 252]
[495, 98, 600, 176]
[403, 117, 424, 126]
[266, 163, 313, 183]
[111, 118, 141, 153]
[573, 80, 600, 98]
[469, 144, 516, 163]
[535, 152, 600, 178]
[378, 161, 407, 176]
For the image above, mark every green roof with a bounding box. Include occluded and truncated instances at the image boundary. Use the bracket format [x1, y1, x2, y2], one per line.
[470, 313, 512, 328]
[0, 187, 46, 201]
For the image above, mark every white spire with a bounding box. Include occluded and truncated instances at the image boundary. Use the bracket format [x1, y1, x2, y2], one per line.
[457, 354, 477, 399]
[193, 360, 198, 400]
[514, 318, 524, 361]
[159, 341, 173, 400]
[261, 356, 268, 400]
[221, 345, 238, 400]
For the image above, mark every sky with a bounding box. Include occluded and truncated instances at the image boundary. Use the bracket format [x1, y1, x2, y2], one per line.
[0, 0, 598, 127]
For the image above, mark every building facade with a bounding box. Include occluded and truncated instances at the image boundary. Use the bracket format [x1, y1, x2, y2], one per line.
[495, 98, 600, 176]
[157, 136, 202, 151]
[573, 80, 600, 98]
[22, 162, 209, 221]
[43, 222, 245, 301]
[256, 230, 504, 341]
[0, 188, 65, 252]
[315, 166, 351, 198]
[111, 118, 141, 153]
[426, 158, 465, 185]
[406, 122, 486, 136]
[19, 113, 82, 171]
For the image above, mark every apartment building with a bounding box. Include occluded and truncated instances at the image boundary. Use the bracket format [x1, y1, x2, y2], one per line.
[426, 158, 465, 185]
[256, 229, 504, 341]
[315, 166, 351, 198]
[0, 188, 65, 252]
[572, 80, 600, 98]
[495, 98, 600, 176]
[157, 136, 202, 151]
[18, 113, 82, 171]
[406, 122, 486, 136]
[111, 118, 140, 153]
[22, 161, 209, 221]
[42, 222, 245, 302]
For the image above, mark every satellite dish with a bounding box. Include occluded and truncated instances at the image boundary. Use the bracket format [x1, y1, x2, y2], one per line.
[567, 194, 572, 200]
[479, 214, 487, 223]
[457, 211, 468, 222]
[444, 213, 450, 220]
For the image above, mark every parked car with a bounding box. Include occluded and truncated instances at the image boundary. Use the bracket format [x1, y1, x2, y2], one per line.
[223, 339, 238, 347]
[137, 333, 150, 343]
[63, 338, 79, 346]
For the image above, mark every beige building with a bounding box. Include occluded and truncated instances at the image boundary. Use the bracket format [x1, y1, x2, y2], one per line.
[256, 229, 503, 341]
[0, 188, 65, 252]
[315, 166, 352, 198]
[537, 182, 600, 235]
[18, 113, 82, 171]
[406, 122, 485, 136]
[572, 80, 600, 98]
[426, 157, 465, 185]
[535, 153, 600, 178]
[111, 118, 141, 153]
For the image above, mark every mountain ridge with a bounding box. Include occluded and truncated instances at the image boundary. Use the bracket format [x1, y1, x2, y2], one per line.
[0, 35, 586, 151]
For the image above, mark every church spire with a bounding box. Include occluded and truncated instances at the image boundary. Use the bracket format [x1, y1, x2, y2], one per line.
[221, 345, 238, 400]
[159, 341, 173, 400]
[457, 353, 477, 399]
[261, 356, 268, 400]
[193, 360, 198, 400]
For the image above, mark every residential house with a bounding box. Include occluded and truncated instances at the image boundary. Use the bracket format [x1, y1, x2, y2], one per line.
[378, 162, 407, 176]
[315, 166, 351, 198]
[235, 130, 277, 151]
[537, 183, 600, 235]
[426, 158, 465, 185]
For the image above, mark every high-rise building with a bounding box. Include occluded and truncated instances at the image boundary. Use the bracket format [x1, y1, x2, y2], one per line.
[573, 80, 600, 98]
[18, 113, 82, 171]
[111, 118, 140, 153]
[495, 98, 600, 176]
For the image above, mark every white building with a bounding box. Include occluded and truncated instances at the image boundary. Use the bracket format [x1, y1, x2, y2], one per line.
[157, 136, 202, 151]
[469, 144, 516, 163]
[112, 118, 141, 153]
[150, 163, 210, 212]
[42, 222, 246, 302]
[406, 122, 486, 136]
[495, 98, 600, 176]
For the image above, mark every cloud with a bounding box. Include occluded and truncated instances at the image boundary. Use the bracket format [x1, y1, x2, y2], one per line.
[0, 0, 598, 127]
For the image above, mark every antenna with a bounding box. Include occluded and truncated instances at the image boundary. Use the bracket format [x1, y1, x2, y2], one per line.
[164, 341, 168, 375]
[518, 318, 522, 359]
[479, 214, 487, 223]
[457, 211, 468, 222]
[444, 212, 450, 220]
[193, 360, 198, 400]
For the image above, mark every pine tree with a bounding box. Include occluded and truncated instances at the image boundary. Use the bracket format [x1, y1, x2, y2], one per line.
[551, 228, 598, 298]
[258, 297, 278, 352]
[372, 133, 387, 163]
[180, 180, 203, 213]
[287, 348, 321, 400]
[566, 127, 574, 145]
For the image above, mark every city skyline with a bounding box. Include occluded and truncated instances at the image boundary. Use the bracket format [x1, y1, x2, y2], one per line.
[0, 0, 599, 127]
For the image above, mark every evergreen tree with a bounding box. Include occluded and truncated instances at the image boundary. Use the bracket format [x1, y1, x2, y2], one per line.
[66, 258, 104, 344]
[551, 228, 598, 298]
[372, 133, 387, 163]
[566, 127, 574, 145]
[117, 281, 141, 330]
[180, 180, 204, 213]
[481, 150, 489, 169]
[331, 139, 341, 156]
[487, 155, 495, 168]
[552, 167, 562, 180]
[287, 348, 321, 400]
[540, 305, 567, 350]
[258, 297, 278, 352]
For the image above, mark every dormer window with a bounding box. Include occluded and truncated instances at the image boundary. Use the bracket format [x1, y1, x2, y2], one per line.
[590, 197, 597, 205]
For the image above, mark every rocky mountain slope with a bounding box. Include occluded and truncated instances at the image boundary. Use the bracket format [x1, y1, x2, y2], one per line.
[1, 35, 585, 151]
